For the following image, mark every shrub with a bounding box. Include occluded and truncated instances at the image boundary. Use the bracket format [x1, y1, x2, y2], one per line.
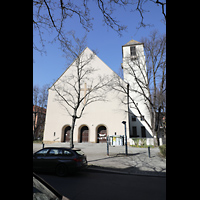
[130, 138, 155, 148]
[159, 144, 166, 158]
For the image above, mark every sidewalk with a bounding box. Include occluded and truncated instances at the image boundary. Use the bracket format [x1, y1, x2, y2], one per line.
[33, 142, 166, 177]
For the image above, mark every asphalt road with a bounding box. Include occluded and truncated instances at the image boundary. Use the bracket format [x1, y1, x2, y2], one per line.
[38, 171, 166, 200]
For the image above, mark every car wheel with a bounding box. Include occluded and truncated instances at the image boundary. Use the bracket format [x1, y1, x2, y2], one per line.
[55, 164, 67, 177]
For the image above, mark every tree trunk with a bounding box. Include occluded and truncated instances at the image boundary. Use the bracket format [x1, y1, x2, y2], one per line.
[70, 116, 76, 148]
[153, 130, 158, 147]
[155, 131, 160, 146]
[152, 110, 158, 146]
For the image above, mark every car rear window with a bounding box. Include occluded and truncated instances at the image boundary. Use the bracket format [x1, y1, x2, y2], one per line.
[74, 150, 85, 156]
[36, 149, 49, 156]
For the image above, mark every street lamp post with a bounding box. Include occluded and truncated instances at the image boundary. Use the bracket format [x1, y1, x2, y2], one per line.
[122, 121, 128, 155]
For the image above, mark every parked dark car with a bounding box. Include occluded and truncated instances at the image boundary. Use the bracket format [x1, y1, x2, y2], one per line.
[33, 172, 70, 200]
[33, 147, 87, 176]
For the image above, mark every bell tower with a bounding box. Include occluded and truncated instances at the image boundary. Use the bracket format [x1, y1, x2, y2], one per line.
[122, 39, 146, 82]
[122, 40, 153, 143]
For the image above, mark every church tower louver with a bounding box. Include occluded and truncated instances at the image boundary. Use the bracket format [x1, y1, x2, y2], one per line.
[122, 40, 154, 145]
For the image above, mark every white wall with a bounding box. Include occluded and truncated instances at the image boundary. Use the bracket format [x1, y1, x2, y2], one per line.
[122, 43, 153, 140]
[43, 47, 128, 143]
[44, 44, 153, 145]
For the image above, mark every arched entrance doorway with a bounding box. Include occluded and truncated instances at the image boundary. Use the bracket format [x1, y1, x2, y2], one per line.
[97, 125, 107, 143]
[79, 125, 89, 143]
[63, 126, 71, 142]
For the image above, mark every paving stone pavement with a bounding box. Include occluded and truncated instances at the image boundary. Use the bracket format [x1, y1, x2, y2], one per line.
[33, 142, 166, 177]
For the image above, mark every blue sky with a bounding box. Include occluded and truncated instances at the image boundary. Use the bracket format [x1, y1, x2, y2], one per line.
[33, 1, 166, 88]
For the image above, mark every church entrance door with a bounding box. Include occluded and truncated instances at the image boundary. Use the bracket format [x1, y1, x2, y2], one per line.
[80, 126, 89, 143]
[97, 125, 107, 143]
[64, 126, 71, 142]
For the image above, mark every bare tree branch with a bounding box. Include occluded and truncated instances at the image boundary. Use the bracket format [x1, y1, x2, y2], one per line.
[51, 34, 111, 147]
[33, 1, 166, 52]
[111, 30, 166, 146]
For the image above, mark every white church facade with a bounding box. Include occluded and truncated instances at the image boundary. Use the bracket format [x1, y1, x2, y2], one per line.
[43, 40, 154, 145]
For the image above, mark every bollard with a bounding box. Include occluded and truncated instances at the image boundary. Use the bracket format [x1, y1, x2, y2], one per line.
[42, 142, 45, 149]
[148, 146, 151, 158]
[107, 136, 109, 156]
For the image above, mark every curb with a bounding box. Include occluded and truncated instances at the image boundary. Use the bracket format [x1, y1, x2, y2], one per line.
[86, 165, 166, 178]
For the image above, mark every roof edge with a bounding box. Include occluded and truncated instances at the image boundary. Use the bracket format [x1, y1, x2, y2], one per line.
[122, 42, 144, 47]
[49, 46, 90, 90]
[48, 46, 126, 91]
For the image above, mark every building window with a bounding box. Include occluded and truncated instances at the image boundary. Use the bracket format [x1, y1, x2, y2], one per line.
[132, 116, 136, 121]
[141, 126, 146, 137]
[130, 126, 138, 137]
[130, 46, 136, 56]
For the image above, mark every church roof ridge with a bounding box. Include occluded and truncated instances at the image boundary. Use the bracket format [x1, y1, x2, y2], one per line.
[49, 47, 125, 90]
[123, 39, 143, 47]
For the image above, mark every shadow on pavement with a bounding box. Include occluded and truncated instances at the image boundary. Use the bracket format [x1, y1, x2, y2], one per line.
[88, 153, 141, 162]
[86, 165, 166, 177]
[86, 152, 166, 177]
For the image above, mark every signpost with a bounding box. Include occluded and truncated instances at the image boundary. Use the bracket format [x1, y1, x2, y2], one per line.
[106, 120, 128, 156]
[109, 135, 124, 146]
[107, 135, 125, 156]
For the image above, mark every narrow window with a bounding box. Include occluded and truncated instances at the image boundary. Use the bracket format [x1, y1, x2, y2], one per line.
[130, 46, 136, 56]
[141, 126, 146, 137]
[130, 126, 138, 137]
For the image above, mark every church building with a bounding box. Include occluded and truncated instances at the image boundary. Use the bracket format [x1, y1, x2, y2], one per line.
[43, 40, 154, 145]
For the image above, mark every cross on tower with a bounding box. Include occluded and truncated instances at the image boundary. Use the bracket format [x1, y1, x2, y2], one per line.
[80, 83, 91, 105]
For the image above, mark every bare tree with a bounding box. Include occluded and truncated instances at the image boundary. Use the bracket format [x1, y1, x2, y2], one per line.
[111, 31, 166, 146]
[33, 0, 166, 52]
[33, 84, 49, 108]
[51, 34, 111, 148]
[33, 84, 49, 140]
[141, 30, 166, 145]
